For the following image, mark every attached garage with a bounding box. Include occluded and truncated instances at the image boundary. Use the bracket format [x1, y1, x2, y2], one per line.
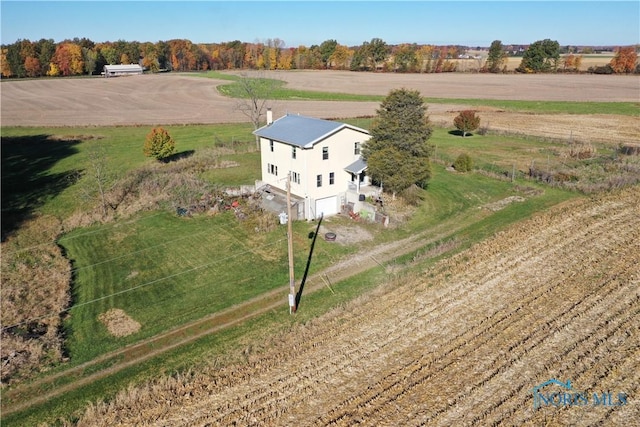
[315, 196, 338, 218]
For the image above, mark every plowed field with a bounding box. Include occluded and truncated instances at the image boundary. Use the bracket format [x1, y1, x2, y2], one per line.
[77, 188, 639, 426]
[2, 72, 638, 145]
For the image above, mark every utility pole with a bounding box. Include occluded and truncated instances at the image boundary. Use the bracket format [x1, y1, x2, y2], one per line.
[286, 172, 296, 314]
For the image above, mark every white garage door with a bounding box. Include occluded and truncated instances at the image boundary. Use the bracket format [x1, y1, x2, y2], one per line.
[315, 196, 338, 218]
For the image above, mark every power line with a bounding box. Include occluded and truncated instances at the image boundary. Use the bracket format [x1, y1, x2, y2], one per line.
[3, 221, 239, 293]
[2, 237, 288, 331]
[2, 212, 165, 256]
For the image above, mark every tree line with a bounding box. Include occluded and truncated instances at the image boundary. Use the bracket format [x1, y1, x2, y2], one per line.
[1, 36, 637, 78]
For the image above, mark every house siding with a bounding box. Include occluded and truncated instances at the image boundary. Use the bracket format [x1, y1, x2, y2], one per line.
[257, 115, 370, 219]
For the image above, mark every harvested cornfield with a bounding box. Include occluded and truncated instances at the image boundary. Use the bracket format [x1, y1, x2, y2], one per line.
[75, 187, 639, 426]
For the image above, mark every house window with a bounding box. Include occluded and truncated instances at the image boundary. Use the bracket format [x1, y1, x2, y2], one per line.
[329, 172, 335, 185]
[292, 146, 297, 159]
[316, 174, 322, 187]
[270, 140, 274, 152]
[354, 142, 360, 155]
[291, 171, 300, 184]
[267, 163, 278, 176]
[322, 146, 329, 160]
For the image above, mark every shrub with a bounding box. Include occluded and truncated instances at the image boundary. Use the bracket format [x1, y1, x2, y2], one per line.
[589, 65, 613, 75]
[454, 153, 473, 172]
[453, 110, 481, 137]
[566, 141, 596, 159]
[144, 127, 176, 161]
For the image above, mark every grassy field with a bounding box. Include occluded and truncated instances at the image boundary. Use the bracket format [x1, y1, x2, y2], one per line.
[2, 89, 636, 424]
[1, 124, 255, 224]
[2, 161, 576, 425]
[11, 139, 546, 365]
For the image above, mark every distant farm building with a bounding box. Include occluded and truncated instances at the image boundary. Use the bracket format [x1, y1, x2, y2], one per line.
[103, 64, 143, 77]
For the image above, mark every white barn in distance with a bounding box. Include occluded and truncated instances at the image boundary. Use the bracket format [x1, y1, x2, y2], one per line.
[103, 64, 143, 77]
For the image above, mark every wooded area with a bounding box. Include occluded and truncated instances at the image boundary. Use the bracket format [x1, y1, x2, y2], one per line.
[2, 37, 637, 78]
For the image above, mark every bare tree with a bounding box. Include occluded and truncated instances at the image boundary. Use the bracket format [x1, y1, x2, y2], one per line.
[234, 71, 278, 149]
[78, 141, 117, 217]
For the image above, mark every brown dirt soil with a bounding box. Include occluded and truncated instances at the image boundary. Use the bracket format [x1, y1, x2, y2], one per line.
[1, 72, 638, 145]
[73, 187, 639, 426]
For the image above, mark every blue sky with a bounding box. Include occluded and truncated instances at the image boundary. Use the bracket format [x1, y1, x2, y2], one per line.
[1, 1, 638, 47]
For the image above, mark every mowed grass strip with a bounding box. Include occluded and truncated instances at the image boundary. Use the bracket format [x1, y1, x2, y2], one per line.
[61, 211, 291, 362]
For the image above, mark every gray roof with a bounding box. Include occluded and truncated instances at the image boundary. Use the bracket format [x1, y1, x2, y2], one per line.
[344, 158, 367, 174]
[253, 114, 369, 148]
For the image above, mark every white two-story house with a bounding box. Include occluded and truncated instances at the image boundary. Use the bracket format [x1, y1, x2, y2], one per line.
[254, 112, 371, 219]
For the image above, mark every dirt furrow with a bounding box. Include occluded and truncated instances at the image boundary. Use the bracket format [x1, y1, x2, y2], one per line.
[316, 253, 633, 426]
[262, 193, 640, 424]
[251, 200, 640, 424]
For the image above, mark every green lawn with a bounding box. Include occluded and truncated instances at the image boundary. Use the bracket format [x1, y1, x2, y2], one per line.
[1, 124, 255, 221]
[61, 211, 288, 360]
[58, 158, 561, 363]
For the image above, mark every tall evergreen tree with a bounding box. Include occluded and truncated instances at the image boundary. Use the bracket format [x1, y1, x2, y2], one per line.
[362, 88, 434, 194]
[517, 39, 560, 73]
[486, 40, 506, 73]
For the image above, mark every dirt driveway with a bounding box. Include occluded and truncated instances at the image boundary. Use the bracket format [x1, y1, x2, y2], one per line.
[1, 71, 638, 143]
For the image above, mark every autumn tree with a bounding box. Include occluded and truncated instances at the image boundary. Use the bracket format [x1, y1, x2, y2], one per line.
[562, 54, 583, 72]
[0, 48, 11, 77]
[393, 44, 418, 72]
[99, 45, 119, 65]
[517, 39, 560, 73]
[47, 62, 60, 76]
[263, 38, 284, 70]
[142, 48, 160, 72]
[24, 56, 42, 77]
[417, 45, 434, 73]
[362, 88, 434, 195]
[144, 127, 176, 161]
[453, 110, 481, 137]
[486, 40, 506, 73]
[221, 40, 245, 69]
[574, 55, 583, 71]
[610, 46, 638, 74]
[53, 43, 84, 76]
[277, 47, 293, 70]
[330, 44, 351, 70]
